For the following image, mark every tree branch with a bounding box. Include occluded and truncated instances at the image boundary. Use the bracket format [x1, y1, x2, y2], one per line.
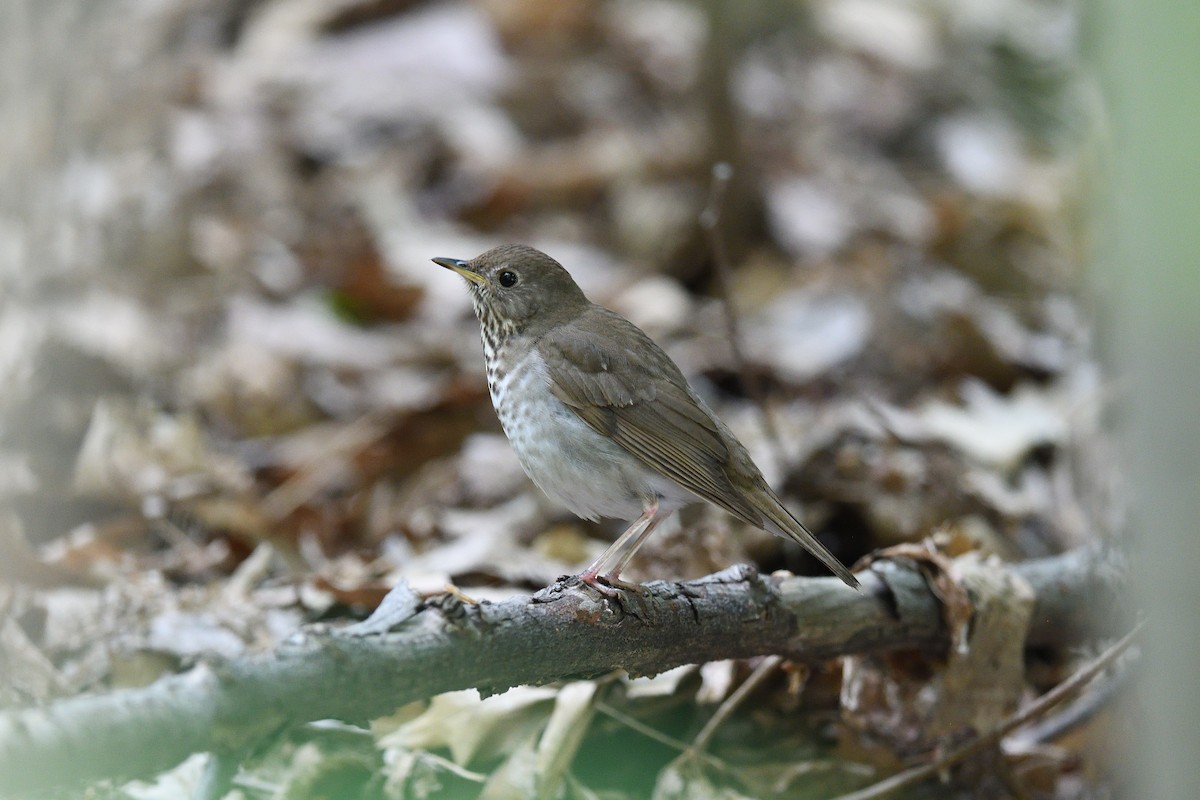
[0, 548, 1123, 796]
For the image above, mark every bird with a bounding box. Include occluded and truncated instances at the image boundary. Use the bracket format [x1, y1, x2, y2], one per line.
[433, 244, 859, 591]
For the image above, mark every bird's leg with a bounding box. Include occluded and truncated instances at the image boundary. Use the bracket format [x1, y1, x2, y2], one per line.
[578, 499, 663, 590]
[606, 510, 665, 581]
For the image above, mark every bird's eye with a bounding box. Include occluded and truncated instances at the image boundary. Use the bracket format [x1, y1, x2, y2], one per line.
[498, 270, 518, 288]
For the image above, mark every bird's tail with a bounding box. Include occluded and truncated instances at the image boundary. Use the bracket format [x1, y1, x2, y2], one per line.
[756, 488, 860, 590]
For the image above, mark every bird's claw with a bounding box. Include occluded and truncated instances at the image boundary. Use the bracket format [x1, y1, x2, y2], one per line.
[576, 571, 646, 598]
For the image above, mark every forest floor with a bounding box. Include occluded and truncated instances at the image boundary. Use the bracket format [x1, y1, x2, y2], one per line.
[0, 1, 1128, 798]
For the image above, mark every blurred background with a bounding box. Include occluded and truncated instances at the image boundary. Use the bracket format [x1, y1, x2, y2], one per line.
[0, 0, 1193, 797]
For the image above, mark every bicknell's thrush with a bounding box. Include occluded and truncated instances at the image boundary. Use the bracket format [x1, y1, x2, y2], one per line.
[434, 245, 859, 590]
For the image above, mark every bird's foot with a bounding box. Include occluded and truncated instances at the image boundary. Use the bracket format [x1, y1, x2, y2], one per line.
[576, 569, 620, 597]
[576, 569, 644, 597]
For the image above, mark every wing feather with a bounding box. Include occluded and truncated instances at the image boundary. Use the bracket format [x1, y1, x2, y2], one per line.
[541, 307, 762, 526]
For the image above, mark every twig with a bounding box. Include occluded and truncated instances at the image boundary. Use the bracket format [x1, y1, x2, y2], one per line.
[594, 701, 727, 772]
[1011, 659, 1134, 745]
[690, 655, 783, 753]
[701, 162, 788, 475]
[829, 618, 1145, 800]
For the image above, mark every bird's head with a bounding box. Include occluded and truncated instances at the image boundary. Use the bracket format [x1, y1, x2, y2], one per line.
[433, 245, 589, 337]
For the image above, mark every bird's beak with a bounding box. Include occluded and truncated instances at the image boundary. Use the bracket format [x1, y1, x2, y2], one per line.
[432, 257, 487, 287]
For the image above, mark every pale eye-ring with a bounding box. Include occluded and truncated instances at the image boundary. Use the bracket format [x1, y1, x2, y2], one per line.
[498, 270, 518, 288]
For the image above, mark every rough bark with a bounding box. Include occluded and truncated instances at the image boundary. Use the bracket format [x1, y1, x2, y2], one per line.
[0, 548, 1124, 796]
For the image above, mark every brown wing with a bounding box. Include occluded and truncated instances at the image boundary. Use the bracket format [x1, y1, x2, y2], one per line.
[540, 307, 764, 526]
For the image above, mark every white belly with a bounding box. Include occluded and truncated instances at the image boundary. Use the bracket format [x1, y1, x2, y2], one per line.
[490, 349, 691, 522]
